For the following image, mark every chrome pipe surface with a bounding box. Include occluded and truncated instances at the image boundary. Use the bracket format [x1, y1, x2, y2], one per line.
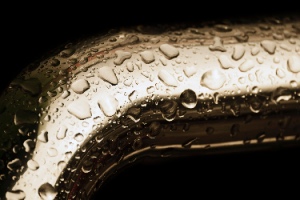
[1, 14, 300, 199]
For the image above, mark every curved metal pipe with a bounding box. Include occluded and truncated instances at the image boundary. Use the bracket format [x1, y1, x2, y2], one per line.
[1, 14, 300, 199]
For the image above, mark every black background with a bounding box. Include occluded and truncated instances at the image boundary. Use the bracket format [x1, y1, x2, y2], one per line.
[2, 2, 300, 199]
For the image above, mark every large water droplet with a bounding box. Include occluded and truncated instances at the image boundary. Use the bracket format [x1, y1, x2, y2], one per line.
[97, 92, 119, 117]
[159, 43, 179, 59]
[200, 69, 226, 90]
[209, 36, 226, 52]
[248, 96, 263, 113]
[232, 44, 245, 60]
[158, 69, 178, 87]
[38, 182, 58, 200]
[287, 55, 300, 73]
[218, 55, 235, 69]
[38, 130, 48, 143]
[27, 159, 39, 171]
[140, 50, 155, 64]
[113, 50, 132, 65]
[57, 125, 68, 140]
[183, 65, 197, 77]
[14, 109, 38, 126]
[19, 78, 42, 96]
[67, 98, 92, 120]
[148, 121, 162, 137]
[7, 158, 21, 171]
[5, 190, 26, 200]
[159, 100, 178, 121]
[238, 59, 255, 72]
[260, 40, 276, 54]
[180, 89, 197, 109]
[70, 79, 90, 94]
[98, 66, 118, 85]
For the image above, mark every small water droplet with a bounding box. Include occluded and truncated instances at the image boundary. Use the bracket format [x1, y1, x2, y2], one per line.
[38, 182, 58, 200]
[276, 68, 286, 78]
[180, 89, 197, 109]
[200, 69, 226, 90]
[248, 96, 263, 113]
[82, 160, 93, 173]
[74, 133, 84, 142]
[230, 124, 240, 136]
[206, 127, 214, 134]
[38, 130, 48, 143]
[148, 121, 162, 137]
[290, 80, 298, 88]
[47, 147, 58, 157]
[183, 65, 197, 77]
[7, 158, 22, 171]
[271, 87, 292, 103]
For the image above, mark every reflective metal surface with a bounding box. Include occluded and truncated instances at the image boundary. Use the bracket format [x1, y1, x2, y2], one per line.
[1, 13, 300, 199]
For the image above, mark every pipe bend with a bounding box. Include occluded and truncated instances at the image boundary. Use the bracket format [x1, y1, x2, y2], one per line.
[1, 15, 300, 199]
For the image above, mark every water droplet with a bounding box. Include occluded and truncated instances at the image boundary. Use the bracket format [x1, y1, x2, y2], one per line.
[230, 124, 240, 136]
[200, 69, 226, 90]
[74, 133, 84, 142]
[5, 190, 26, 200]
[147, 86, 155, 94]
[70, 79, 90, 94]
[271, 87, 292, 103]
[19, 78, 42, 96]
[183, 65, 197, 77]
[290, 80, 298, 88]
[159, 44, 179, 59]
[214, 24, 232, 32]
[251, 46, 260, 56]
[218, 55, 235, 69]
[67, 98, 92, 120]
[132, 137, 143, 150]
[140, 50, 155, 64]
[159, 100, 178, 121]
[206, 127, 214, 134]
[209, 36, 226, 52]
[148, 121, 162, 137]
[7, 158, 21, 171]
[50, 58, 60, 66]
[38, 130, 48, 143]
[14, 109, 38, 126]
[114, 50, 132, 65]
[232, 44, 245, 60]
[23, 139, 34, 152]
[238, 59, 255, 72]
[180, 89, 197, 109]
[57, 125, 68, 140]
[27, 159, 39, 171]
[47, 147, 58, 157]
[59, 47, 75, 58]
[128, 90, 138, 102]
[260, 40, 276, 54]
[287, 55, 300, 73]
[126, 61, 134, 72]
[249, 96, 263, 113]
[158, 69, 178, 87]
[38, 182, 58, 200]
[82, 160, 93, 173]
[276, 68, 286, 78]
[97, 92, 119, 117]
[98, 66, 118, 85]
[124, 78, 133, 86]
